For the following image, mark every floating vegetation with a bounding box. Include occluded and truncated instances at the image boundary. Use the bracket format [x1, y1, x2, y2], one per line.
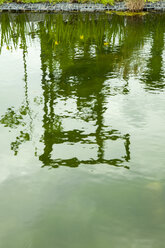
[106, 11, 148, 16]
[80, 35, 84, 40]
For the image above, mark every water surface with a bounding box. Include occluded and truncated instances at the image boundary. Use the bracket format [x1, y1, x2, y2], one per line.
[0, 12, 165, 248]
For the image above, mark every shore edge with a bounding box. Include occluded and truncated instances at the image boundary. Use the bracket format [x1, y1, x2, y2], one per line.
[0, 1, 165, 12]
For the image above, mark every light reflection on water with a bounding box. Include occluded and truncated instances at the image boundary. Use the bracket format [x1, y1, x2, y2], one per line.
[0, 12, 165, 248]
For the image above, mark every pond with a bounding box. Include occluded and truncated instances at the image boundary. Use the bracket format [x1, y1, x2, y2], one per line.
[0, 12, 165, 248]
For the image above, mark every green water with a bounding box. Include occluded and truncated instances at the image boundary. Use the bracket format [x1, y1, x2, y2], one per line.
[0, 12, 165, 247]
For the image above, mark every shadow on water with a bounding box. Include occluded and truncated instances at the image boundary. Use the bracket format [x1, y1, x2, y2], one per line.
[0, 12, 165, 169]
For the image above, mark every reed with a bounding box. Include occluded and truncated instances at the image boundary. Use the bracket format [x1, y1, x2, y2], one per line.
[125, 0, 145, 11]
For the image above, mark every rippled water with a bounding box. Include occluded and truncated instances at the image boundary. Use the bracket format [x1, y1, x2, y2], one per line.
[0, 12, 165, 248]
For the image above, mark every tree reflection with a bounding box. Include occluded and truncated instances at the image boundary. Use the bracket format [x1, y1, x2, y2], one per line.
[38, 14, 131, 168]
[0, 14, 32, 155]
[1, 12, 164, 169]
[141, 14, 165, 91]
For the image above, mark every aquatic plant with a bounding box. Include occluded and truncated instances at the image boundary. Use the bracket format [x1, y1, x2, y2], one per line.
[106, 10, 148, 15]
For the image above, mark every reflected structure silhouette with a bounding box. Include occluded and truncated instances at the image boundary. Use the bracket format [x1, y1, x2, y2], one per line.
[1, 12, 165, 169]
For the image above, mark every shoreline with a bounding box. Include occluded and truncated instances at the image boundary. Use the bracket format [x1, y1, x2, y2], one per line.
[0, 1, 165, 13]
[0, 1, 165, 12]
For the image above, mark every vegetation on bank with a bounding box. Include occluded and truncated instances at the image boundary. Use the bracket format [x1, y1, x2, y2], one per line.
[1, 0, 114, 5]
[0, 0, 114, 5]
[0, 0, 164, 11]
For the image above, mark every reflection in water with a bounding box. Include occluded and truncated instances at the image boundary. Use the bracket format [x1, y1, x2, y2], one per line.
[141, 16, 165, 91]
[0, 13, 165, 169]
